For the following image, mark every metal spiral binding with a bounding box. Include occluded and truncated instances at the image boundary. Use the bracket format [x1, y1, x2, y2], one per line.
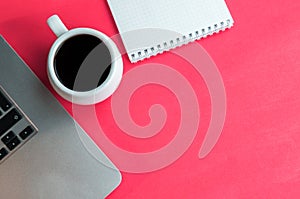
[130, 19, 233, 63]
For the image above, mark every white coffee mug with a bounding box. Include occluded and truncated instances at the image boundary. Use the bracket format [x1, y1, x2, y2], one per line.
[47, 15, 123, 105]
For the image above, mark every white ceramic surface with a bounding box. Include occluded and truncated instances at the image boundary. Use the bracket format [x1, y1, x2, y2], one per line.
[47, 15, 123, 105]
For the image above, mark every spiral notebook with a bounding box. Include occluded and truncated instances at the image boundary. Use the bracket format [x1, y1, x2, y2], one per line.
[107, 0, 234, 63]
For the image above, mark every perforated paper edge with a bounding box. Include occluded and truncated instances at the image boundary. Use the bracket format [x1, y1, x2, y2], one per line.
[128, 19, 234, 63]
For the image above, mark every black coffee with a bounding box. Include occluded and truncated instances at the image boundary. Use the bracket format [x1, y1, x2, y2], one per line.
[54, 34, 111, 92]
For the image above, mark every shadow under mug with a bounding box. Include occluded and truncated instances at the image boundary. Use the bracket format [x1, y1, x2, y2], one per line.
[47, 15, 123, 105]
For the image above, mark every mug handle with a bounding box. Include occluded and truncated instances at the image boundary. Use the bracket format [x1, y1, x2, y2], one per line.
[47, 15, 68, 37]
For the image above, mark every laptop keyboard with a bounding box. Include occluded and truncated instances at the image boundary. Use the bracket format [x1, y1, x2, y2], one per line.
[0, 87, 38, 163]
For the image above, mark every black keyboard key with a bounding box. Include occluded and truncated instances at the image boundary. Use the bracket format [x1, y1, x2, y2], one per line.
[5, 136, 21, 151]
[0, 108, 22, 137]
[0, 147, 8, 161]
[0, 91, 12, 112]
[19, 126, 34, 140]
[1, 131, 16, 145]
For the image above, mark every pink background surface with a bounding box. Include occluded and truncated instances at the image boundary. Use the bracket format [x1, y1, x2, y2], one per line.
[1, 0, 300, 198]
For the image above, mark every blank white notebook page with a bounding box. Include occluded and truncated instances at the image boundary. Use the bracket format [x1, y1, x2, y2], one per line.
[107, 0, 234, 63]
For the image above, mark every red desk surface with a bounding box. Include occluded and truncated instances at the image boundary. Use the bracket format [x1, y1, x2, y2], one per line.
[1, 0, 300, 198]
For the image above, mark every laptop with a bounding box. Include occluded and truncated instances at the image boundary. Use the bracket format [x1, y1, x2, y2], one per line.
[0, 35, 121, 198]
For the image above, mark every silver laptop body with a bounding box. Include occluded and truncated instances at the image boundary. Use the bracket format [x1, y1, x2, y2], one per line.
[0, 36, 121, 199]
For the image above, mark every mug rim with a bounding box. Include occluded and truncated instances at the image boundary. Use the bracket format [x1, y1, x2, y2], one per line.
[47, 28, 123, 104]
